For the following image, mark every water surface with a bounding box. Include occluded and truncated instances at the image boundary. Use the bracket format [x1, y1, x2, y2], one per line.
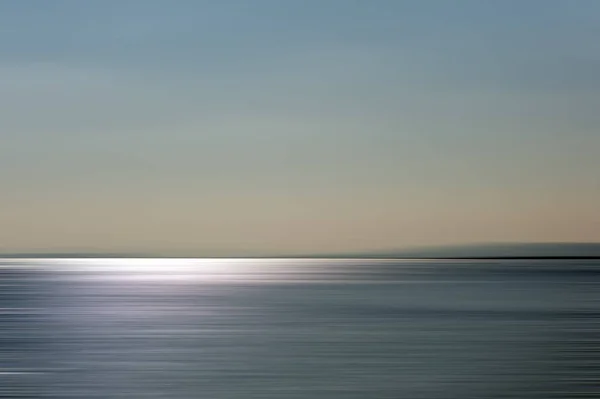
[1, 258, 598, 398]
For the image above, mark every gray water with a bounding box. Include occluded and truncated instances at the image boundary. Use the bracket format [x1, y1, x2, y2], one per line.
[1, 258, 599, 398]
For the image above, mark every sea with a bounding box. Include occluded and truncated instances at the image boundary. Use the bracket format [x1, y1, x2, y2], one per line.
[1, 258, 599, 398]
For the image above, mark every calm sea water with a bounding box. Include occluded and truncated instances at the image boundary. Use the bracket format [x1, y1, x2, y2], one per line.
[1, 258, 599, 398]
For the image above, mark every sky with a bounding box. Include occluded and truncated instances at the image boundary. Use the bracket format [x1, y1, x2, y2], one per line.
[1, 0, 599, 255]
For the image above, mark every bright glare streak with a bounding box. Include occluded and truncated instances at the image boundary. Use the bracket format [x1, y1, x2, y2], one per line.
[33, 258, 267, 281]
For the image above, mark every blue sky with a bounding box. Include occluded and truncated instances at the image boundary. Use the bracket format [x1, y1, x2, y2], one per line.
[1, 1, 598, 254]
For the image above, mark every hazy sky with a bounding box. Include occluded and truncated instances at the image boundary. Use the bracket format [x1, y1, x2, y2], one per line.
[1, 0, 599, 255]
